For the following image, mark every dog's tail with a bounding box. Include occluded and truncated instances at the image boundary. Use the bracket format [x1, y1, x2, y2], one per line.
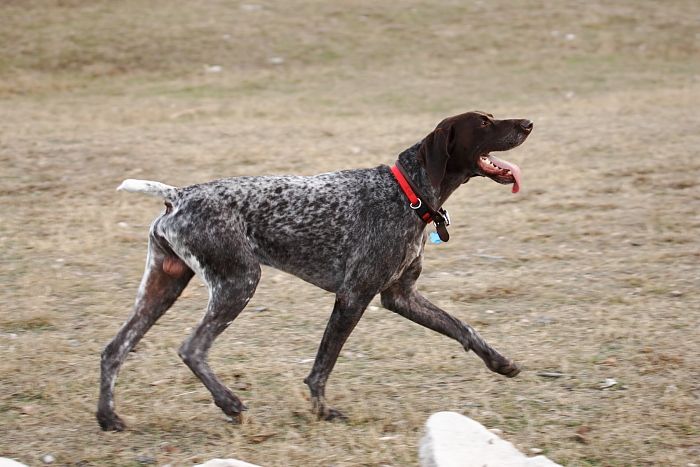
[116, 179, 176, 199]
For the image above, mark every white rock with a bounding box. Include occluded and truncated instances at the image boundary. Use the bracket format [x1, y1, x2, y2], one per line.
[41, 455, 55, 465]
[0, 458, 29, 467]
[600, 378, 618, 389]
[267, 57, 285, 65]
[419, 412, 561, 467]
[195, 459, 260, 467]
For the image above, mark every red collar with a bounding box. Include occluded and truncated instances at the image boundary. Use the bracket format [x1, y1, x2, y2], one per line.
[390, 164, 433, 223]
[390, 161, 451, 241]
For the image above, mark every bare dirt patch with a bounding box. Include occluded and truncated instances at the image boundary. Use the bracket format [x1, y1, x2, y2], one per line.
[1, 1, 699, 465]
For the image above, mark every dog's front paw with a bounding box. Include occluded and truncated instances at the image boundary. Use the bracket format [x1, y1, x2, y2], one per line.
[311, 396, 349, 422]
[491, 358, 522, 378]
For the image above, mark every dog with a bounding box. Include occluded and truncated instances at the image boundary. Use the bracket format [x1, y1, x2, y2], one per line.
[97, 111, 533, 430]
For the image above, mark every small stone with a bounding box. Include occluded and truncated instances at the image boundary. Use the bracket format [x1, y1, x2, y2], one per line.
[205, 65, 223, 73]
[20, 405, 35, 414]
[240, 3, 262, 11]
[529, 448, 543, 454]
[485, 309, 495, 314]
[41, 455, 55, 464]
[537, 371, 565, 378]
[599, 378, 618, 389]
[574, 426, 591, 444]
[135, 455, 156, 465]
[474, 253, 504, 260]
[598, 357, 617, 366]
[670, 290, 683, 297]
[253, 306, 267, 312]
[565, 33, 576, 41]
[368, 306, 380, 312]
[267, 57, 284, 65]
[117, 222, 129, 228]
[247, 432, 276, 444]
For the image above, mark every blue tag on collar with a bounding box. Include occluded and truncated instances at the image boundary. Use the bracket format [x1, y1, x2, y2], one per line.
[429, 231, 443, 244]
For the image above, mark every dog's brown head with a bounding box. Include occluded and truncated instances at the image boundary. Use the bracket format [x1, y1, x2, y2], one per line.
[418, 111, 533, 193]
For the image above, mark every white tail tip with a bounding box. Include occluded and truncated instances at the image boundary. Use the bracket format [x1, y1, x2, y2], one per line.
[117, 179, 176, 198]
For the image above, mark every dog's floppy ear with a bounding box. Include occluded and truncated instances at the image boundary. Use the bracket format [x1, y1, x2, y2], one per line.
[419, 121, 456, 189]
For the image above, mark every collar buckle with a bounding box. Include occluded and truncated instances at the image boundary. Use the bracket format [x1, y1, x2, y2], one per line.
[438, 208, 450, 226]
[391, 161, 452, 242]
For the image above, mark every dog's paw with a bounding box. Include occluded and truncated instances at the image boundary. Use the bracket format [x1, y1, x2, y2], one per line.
[484, 355, 522, 378]
[502, 362, 522, 378]
[96, 411, 127, 432]
[321, 407, 349, 422]
[494, 359, 522, 378]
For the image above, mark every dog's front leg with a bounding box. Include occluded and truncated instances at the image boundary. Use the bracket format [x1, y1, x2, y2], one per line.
[304, 292, 373, 421]
[380, 259, 521, 377]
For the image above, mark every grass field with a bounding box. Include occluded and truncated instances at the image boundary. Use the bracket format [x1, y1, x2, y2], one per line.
[1, 1, 699, 465]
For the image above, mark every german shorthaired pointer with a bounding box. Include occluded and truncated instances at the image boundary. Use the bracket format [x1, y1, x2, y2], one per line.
[97, 111, 533, 431]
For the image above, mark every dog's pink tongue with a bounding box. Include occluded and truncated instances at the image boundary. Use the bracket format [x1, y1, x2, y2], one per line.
[489, 155, 522, 193]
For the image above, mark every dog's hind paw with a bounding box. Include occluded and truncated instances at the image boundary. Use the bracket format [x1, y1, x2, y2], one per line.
[321, 407, 349, 422]
[96, 411, 127, 432]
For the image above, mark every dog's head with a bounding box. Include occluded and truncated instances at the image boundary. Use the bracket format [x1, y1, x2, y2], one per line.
[418, 111, 533, 193]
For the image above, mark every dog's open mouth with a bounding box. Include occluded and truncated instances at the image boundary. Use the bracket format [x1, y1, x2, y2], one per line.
[477, 154, 522, 193]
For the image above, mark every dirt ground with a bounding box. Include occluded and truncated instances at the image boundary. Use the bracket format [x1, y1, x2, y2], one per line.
[1, 1, 699, 466]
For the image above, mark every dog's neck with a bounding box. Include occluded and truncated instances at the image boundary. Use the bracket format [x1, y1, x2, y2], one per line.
[396, 142, 470, 207]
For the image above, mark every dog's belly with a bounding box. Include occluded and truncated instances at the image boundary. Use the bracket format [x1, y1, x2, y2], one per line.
[250, 233, 348, 292]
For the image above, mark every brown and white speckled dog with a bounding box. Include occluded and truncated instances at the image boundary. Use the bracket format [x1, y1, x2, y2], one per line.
[97, 111, 533, 431]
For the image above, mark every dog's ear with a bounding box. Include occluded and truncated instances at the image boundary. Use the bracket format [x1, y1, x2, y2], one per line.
[420, 122, 456, 189]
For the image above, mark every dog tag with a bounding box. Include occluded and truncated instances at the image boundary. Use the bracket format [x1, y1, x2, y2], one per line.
[429, 231, 443, 244]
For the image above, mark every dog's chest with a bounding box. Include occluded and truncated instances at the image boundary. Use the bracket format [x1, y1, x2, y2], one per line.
[383, 232, 425, 287]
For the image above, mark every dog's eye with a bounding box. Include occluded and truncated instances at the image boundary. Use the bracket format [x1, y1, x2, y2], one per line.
[480, 119, 491, 127]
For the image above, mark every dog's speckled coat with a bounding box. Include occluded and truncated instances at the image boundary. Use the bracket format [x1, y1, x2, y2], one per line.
[97, 111, 533, 430]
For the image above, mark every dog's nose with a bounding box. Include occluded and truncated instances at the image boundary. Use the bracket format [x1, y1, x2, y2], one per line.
[519, 120, 533, 132]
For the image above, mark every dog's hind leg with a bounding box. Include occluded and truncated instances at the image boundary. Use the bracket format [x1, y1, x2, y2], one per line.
[97, 234, 193, 431]
[177, 249, 261, 424]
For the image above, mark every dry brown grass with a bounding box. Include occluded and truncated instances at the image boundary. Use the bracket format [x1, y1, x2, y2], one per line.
[1, 1, 699, 465]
